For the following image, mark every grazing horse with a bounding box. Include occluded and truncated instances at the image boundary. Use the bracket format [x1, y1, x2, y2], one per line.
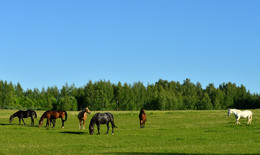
[9, 110, 37, 126]
[227, 109, 253, 124]
[89, 112, 117, 135]
[39, 110, 67, 128]
[78, 107, 91, 130]
[139, 108, 147, 128]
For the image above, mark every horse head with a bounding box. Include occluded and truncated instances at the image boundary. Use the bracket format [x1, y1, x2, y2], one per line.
[227, 109, 234, 116]
[38, 115, 46, 127]
[227, 109, 230, 116]
[89, 125, 94, 135]
[85, 107, 91, 114]
[140, 108, 145, 114]
[9, 115, 14, 123]
[38, 120, 43, 127]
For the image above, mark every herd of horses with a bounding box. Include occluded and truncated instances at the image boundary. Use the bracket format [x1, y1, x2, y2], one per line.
[9, 108, 253, 134]
[9, 107, 147, 135]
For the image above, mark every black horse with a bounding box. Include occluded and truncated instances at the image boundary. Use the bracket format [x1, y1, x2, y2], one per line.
[89, 112, 117, 135]
[9, 110, 37, 126]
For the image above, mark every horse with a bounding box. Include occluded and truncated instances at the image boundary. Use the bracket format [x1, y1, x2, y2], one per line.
[9, 110, 37, 126]
[139, 108, 147, 128]
[227, 109, 253, 124]
[89, 112, 117, 135]
[39, 110, 67, 128]
[78, 107, 91, 130]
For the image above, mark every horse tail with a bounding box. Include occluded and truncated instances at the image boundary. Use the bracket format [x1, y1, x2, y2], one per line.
[64, 111, 67, 121]
[107, 113, 117, 128]
[33, 110, 37, 118]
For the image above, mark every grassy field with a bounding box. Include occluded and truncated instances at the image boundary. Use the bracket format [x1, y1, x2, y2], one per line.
[0, 109, 260, 155]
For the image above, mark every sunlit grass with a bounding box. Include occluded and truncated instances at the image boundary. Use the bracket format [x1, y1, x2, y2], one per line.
[0, 109, 260, 154]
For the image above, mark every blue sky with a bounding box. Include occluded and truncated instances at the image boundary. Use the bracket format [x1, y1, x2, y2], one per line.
[0, 1, 259, 93]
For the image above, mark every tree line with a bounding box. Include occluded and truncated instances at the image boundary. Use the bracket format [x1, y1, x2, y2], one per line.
[0, 79, 259, 111]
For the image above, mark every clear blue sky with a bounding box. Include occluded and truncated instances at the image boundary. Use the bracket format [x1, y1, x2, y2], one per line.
[0, 1, 259, 93]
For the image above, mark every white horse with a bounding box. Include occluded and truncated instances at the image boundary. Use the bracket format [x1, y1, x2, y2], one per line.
[227, 109, 252, 124]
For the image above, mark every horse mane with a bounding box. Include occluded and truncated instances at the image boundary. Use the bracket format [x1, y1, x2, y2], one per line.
[40, 111, 49, 122]
[78, 108, 87, 117]
[140, 108, 145, 114]
[229, 109, 241, 113]
[90, 113, 100, 126]
[10, 110, 22, 118]
[81, 107, 88, 113]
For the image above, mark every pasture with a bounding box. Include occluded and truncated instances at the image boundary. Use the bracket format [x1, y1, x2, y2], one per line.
[0, 109, 260, 154]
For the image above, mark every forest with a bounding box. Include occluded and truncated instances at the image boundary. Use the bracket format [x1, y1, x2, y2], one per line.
[0, 79, 260, 111]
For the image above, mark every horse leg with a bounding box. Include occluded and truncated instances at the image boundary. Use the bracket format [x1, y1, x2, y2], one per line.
[31, 117, 34, 126]
[106, 123, 109, 134]
[236, 116, 240, 124]
[50, 119, 53, 127]
[83, 120, 85, 130]
[247, 115, 252, 124]
[97, 124, 100, 135]
[141, 120, 144, 128]
[46, 118, 50, 127]
[79, 120, 82, 130]
[21, 117, 26, 125]
[19, 118, 21, 125]
[111, 122, 115, 135]
[61, 118, 64, 128]
[51, 119, 56, 128]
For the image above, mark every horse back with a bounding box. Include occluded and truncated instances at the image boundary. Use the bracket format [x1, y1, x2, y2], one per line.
[49, 110, 65, 119]
[20, 110, 30, 118]
[105, 112, 113, 120]
[95, 113, 112, 124]
[241, 110, 252, 117]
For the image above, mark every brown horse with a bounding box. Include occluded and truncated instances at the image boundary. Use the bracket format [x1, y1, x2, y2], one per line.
[78, 107, 91, 130]
[139, 108, 147, 128]
[38, 110, 67, 128]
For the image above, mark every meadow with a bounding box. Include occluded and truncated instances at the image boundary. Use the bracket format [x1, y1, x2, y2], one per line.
[0, 109, 260, 155]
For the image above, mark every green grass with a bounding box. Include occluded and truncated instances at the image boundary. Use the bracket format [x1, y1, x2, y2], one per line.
[1, 109, 260, 154]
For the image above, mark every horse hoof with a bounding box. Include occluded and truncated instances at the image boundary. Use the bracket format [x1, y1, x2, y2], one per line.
[112, 133, 114, 135]
[61, 127, 64, 128]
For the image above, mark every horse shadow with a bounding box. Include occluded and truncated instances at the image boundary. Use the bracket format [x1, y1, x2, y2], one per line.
[0, 122, 40, 127]
[106, 153, 219, 155]
[60, 131, 86, 135]
[225, 121, 253, 128]
[107, 153, 249, 155]
[0, 123, 15, 126]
